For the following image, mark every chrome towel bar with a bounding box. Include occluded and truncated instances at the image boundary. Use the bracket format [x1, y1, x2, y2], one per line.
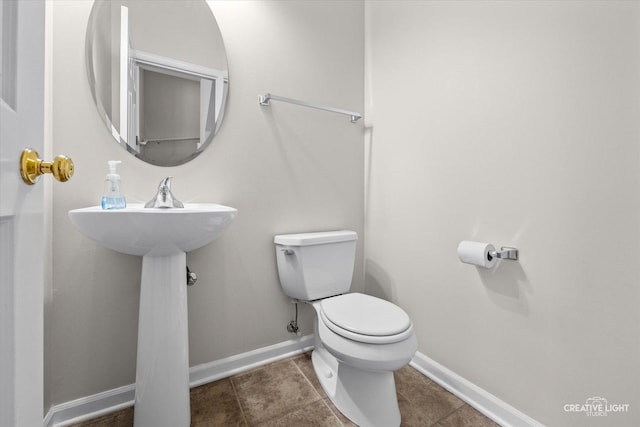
[258, 93, 362, 123]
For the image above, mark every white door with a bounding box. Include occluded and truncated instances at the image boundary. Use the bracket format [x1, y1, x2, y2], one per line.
[0, 0, 46, 426]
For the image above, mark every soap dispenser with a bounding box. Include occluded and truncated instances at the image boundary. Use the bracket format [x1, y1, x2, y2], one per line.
[101, 160, 126, 210]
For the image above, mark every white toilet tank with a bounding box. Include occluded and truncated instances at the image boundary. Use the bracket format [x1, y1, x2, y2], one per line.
[274, 231, 358, 301]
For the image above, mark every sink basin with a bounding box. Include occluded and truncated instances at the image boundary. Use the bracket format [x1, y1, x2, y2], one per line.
[68, 203, 237, 256]
[68, 203, 237, 427]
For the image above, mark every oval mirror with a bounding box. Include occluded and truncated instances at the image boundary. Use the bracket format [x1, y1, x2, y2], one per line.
[85, 0, 228, 166]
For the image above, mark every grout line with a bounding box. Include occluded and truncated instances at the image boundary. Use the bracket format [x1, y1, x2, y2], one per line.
[319, 398, 346, 426]
[228, 376, 249, 426]
[291, 354, 347, 426]
[231, 359, 323, 426]
[292, 354, 324, 401]
[397, 366, 468, 427]
[430, 403, 470, 427]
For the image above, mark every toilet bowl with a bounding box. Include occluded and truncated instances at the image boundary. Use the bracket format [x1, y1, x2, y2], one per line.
[274, 231, 417, 427]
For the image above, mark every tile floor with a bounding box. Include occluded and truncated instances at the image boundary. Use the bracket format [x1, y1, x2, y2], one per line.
[70, 352, 498, 426]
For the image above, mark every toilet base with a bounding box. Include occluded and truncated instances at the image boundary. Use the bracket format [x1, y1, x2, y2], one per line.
[312, 348, 401, 427]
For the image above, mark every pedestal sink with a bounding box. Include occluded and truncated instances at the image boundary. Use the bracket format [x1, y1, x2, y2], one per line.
[68, 203, 237, 426]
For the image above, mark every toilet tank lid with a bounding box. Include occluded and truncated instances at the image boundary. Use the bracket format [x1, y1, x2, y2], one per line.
[274, 230, 357, 246]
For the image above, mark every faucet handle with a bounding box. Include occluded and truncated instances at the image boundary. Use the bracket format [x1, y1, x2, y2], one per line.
[144, 177, 184, 208]
[159, 176, 173, 190]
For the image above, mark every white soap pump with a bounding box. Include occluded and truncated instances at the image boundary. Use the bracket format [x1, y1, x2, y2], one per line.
[101, 160, 126, 210]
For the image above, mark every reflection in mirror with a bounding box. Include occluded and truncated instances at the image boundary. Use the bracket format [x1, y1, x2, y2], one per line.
[86, 0, 228, 166]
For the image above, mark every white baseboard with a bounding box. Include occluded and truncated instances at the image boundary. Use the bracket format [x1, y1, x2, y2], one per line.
[410, 352, 543, 427]
[44, 339, 540, 427]
[45, 384, 135, 427]
[44, 335, 314, 427]
[189, 334, 314, 387]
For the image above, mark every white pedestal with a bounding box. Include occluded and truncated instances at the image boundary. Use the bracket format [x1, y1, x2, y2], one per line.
[133, 253, 190, 427]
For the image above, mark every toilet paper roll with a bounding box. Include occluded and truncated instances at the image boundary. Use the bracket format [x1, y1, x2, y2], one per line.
[457, 241, 497, 268]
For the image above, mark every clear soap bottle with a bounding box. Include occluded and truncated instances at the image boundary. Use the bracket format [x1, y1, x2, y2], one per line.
[101, 160, 126, 209]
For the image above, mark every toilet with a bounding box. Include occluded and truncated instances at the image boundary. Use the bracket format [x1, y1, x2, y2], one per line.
[274, 230, 418, 427]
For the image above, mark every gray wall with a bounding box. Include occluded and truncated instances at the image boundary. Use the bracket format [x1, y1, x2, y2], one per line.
[365, 1, 639, 426]
[49, 0, 364, 405]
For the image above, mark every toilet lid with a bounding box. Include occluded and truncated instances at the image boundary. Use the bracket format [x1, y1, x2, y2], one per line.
[320, 293, 412, 339]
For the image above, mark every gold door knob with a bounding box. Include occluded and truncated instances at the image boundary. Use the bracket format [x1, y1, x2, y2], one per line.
[20, 148, 74, 185]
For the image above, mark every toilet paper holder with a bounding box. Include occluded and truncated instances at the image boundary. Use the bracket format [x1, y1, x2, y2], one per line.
[488, 247, 519, 261]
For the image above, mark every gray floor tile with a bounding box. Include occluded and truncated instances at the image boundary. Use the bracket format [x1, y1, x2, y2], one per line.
[71, 353, 497, 427]
[232, 360, 322, 424]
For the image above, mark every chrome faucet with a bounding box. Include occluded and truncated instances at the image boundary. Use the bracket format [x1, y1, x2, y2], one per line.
[144, 177, 184, 208]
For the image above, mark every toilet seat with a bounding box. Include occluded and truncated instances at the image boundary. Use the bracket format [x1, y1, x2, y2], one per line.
[313, 300, 418, 372]
[319, 293, 413, 344]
